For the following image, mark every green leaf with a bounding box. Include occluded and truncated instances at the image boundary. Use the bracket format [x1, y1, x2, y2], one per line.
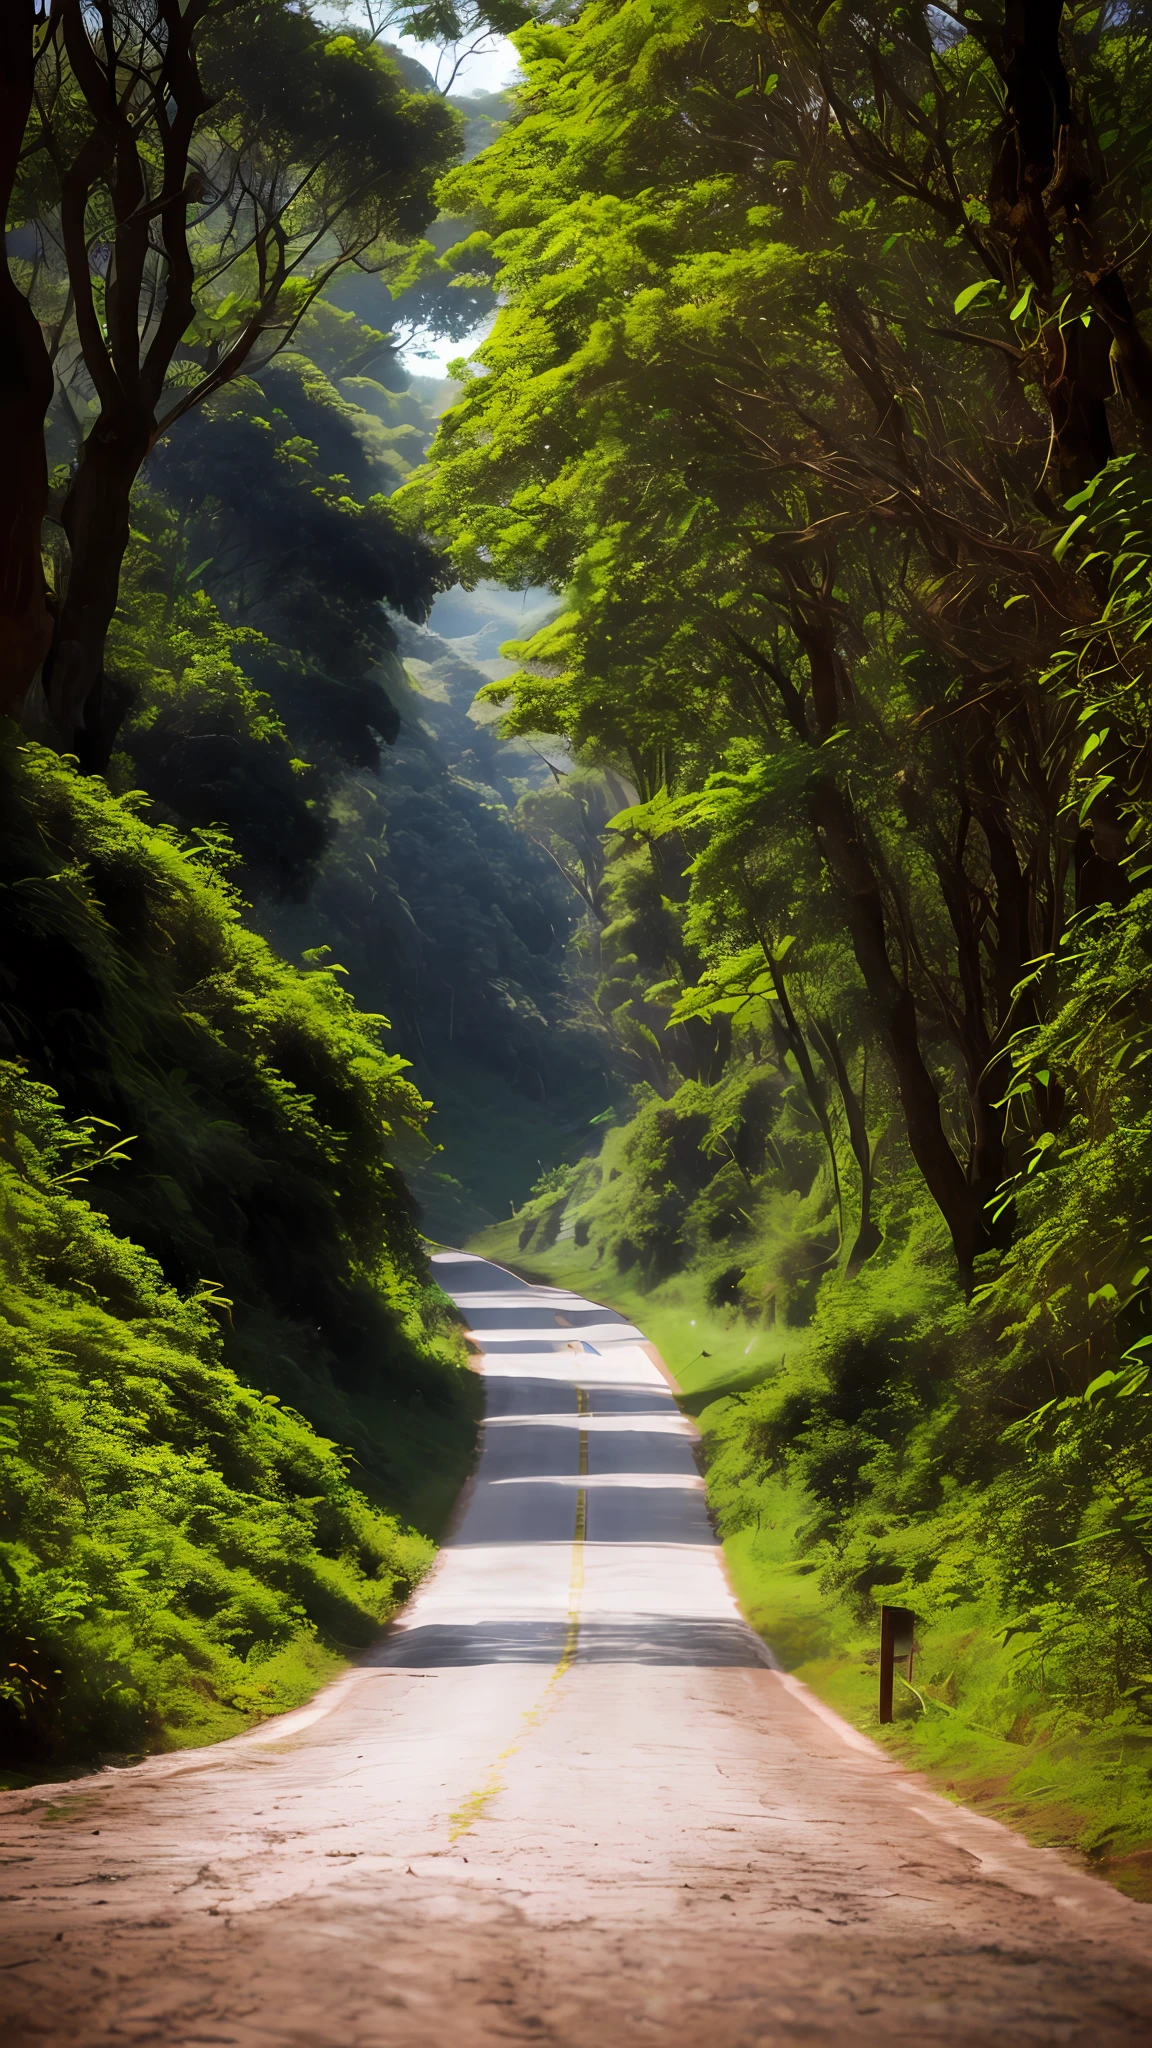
[953, 278, 996, 314]
[1026, 1130, 1058, 1174]
[1053, 512, 1088, 562]
[1077, 772, 1114, 825]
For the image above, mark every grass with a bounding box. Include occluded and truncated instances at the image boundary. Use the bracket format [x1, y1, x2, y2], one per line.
[411, 1050, 608, 1243]
[0, 1054, 481, 1785]
[470, 1215, 1152, 1903]
[0, 733, 485, 1782]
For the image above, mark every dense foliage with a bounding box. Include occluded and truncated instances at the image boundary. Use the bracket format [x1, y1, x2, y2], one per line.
[3, 0, 462, 754]
[100, 275, 607, 1225]
[0, 12, 498, 1768]
[405, 0, 1152, 1754]
[0, 729, 476, 1766]
[265, 642, 608, 1237]
[1, 1059, 435, 1766]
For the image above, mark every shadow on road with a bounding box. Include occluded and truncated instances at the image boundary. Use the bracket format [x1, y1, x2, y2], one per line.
[371, 1616, 775, 1666]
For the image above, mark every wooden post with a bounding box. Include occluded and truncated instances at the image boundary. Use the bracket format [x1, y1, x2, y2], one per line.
[879, 1605, 915, 1724]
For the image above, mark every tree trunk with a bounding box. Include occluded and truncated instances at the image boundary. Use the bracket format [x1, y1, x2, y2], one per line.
[1074, 818, 1131, 912]
[46, 416, 150, 765]
[756, 934, 844, 1250]
[989, 0, 1152, 486]
[764, 562, 985, 1282]
[0, 0, 54, 718]
[1041, 312, 1116, 492]
[808, 775, 986, 1286]
[926, 812, 1012, 1246]
[989, 0, 1068, 299]
[810, 1019, 882, 1275]
[25, 0, 204, 760]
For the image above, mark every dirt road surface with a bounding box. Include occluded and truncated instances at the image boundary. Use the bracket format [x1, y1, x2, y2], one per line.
[1, 1250, 1150, 2046]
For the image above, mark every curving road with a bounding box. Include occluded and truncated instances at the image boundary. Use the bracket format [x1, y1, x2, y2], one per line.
[1, 1251, 1150, 2045]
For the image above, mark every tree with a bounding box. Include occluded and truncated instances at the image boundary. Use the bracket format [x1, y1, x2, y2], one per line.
[0, 1, 54, 718]
[515, 765, 629, 927]
[400, 0, 1152, 1283]
[5, 0, 459, 759]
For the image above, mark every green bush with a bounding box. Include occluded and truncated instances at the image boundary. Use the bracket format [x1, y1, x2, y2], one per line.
[0, 731, 444, 1414]
[0, 733, 477, 1767]
[0, 1062, 431, 1768]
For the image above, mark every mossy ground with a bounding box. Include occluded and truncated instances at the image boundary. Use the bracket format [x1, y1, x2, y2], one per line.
[470, 1217, 1152, 1903]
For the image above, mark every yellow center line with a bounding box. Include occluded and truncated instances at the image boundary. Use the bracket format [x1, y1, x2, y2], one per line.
[562, 1385, 589, 1661]
[447, 1382, 589, 1843]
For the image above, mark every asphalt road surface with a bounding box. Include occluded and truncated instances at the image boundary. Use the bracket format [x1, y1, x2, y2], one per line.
[1, 1250, 1150, 2046]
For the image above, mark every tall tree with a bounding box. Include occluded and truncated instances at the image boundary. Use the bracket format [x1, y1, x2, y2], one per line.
[6, 0, 458, 760]
[0, 0, 54, 718]
[402, 0, 1152, 1282]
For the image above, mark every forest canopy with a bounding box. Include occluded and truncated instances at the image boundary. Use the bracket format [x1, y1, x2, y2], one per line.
[407, 0, 1152, 1286]
[2, 0, 461, 757]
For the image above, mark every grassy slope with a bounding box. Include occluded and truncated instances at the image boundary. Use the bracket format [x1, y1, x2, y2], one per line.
[1, 1073, 482, 1785]
[470, 1218, 1152, 1903]
[0, 1167, 480, 1789]
[0, 735, 483, 1783]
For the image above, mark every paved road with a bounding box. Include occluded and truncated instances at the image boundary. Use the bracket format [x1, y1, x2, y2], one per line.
[1, 1251, 1150, 2045]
